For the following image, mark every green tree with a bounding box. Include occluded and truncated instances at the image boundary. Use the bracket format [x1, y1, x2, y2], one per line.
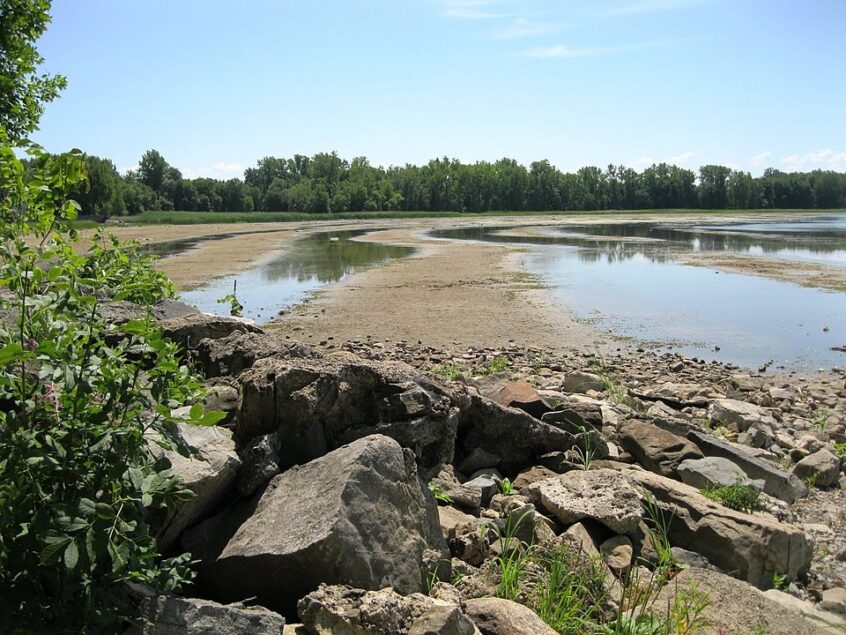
[0, 0, 67, 142]
[73, 154, 125, 216]
[137, 149, 168, 194]
[698, 165, 732, 209]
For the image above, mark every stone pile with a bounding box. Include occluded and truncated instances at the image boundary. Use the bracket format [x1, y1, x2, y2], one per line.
[123, 304, 846, 633]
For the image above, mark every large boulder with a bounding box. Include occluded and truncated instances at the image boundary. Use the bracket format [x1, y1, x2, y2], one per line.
[688, 431, 807, 503]
[464, 597, 556, 635]
[626, 469, 812, 588]
[709, 398, 776, 433]
[194, 330, 319, 378]
[132, 591, 285, 634]
[298, 585, 478, 635]
[561, 370, 604, 394]
[677, 456, 755, 490]
[459, 395, 579, 473]
[237, 355, 459, 478]
[527, 468, 643, 534]
[653, 568, 830, 635]
[619, 419, 703, 478]
[490, 381, 551, 420]
[160, 313, 262, 351]
[793, 449, 841, 488]
[154, 422, 241, 551]
[199, 435, 448, 614]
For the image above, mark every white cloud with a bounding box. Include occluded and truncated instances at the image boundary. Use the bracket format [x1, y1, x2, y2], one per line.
[181, 162, 246, 179]
[518, 40, 662, 58]
[667, 151, 695, 165]
[596, 0, 712, 18]
[749, 150, 772, 167]
[119, 164, 138, 176]
[497, 17, 555, 38]
[781, 148, 846, 172]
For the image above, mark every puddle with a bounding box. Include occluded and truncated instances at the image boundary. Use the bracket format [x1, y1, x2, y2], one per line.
[432, 215, 846, 369]
[178, 230, 413, 324]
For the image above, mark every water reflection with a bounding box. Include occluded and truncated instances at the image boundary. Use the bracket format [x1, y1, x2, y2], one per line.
[433, 215, 846, 369]
[179, 230, 413, 324]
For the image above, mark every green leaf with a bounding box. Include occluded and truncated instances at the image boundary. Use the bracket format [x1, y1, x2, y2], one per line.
[189, 402, 203, 421]
[108, 540, 130, 573]
[197, 410, 227, 427]
[64, 541, 79, 570]
[0, 342, 26, 366]
[40, 536, 71, 565]
[78, 498, 97, 517]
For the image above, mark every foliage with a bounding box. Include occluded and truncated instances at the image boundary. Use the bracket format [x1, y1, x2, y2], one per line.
[497, 477, 514, 496]
[601, 576, 712, 635]
[834, 443, 846, 462]
[589, 356, 635, 408]
[701, 482, 762, 514]
[479, 355, 508, 375]
[0, 0, 67, 142]
[427, 481, 453, 505]
[216, 281, 243, 317]
[641, 492, 679, 576]
[771, 572, 787, 591]
[813, 409, 830, 432]
[0, 141, 218, 630]
[429, 361, 463, 381]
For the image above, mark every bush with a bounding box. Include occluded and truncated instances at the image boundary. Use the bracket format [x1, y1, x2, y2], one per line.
[0, 141, 218, 630]
[701, 482, 762, 514]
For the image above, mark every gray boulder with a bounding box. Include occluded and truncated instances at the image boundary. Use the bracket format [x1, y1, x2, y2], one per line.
[464, 597, 557, 635]
[133, 592, 285, 634]
[160, 312, 261, 351]
[688, 431, 807, 503]
[201, 435, 447, 614]
[460, 395, 578, 472]
[793, 449, 841, 487]
[154, 422, 241, 551]
[237, 355, 459, 479]
[677, 456, 755, 490]
[709, 398, 776, 433]
[194, 330, 319, 378]
[528, 468, 643, 534]
[619, 419, 703, 478]
[626, 469, 812, 589]
[562, 370, 604, 394]
[298, 584, 477, 635]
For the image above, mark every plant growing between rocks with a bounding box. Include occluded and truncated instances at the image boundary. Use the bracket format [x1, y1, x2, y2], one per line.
[0, 140, 221, 631]
[701, 482, 763, 514]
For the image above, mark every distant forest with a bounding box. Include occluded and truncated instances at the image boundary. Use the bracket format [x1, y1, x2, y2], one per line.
[70, 149, 846, 216]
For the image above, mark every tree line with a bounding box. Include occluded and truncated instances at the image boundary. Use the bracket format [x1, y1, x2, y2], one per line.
[73, 149, 846, 216]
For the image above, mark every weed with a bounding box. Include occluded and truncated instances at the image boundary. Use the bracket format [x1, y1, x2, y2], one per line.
[835, 443, 846, 462]
[642, 492, 679, 577]
[803, 472, 820, 489]
[429, 361, 463, 381]
[589, 356, 635, 408]
[771, 572, 787, 590]
[428, 481, 454, 504]
[813, 409, 831, 432]
[217, 280, 243, 317]
[479, 355, 509, 376]
[497, 478, 514, 496]
[701, 482, 762, 514]
[568, 426, 598, 471]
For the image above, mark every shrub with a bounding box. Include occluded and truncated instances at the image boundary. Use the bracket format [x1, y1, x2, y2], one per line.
[0, 141, 219, 630]
[701, 482, 762, 514]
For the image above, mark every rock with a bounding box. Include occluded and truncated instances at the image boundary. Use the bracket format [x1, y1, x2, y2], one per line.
[688, 430, 807, 503]
[599, 535, 633, 572]
[512, 466, 558, 493]
[528, 469, 643, 534]
[195, 330, 319, 378]
[235, 432, 280, 497]
[541, 401, 604, 433]
[821, 587, 846, 615]
[710, 398, 776, 433]
[632, 382, 712, 408]
[562, 370, 604, 394]
[764, 589, 846, 633]
[464, 597, 557, 635]
[793, 449, 841, 487]
[459, 395, 578, 472]
[202, 435, 447, 614]
[237, 355, 459, 478]
[618, 419, 703, 478]
[561, 522, 600, 559]
[463, 475, 498, 507]
[298, 584, 477, 635]
[154, 422, 241, 551]
[625, 468, 812, 589]
[490, 381, 551, 419]
[409, 605, 479, 635]
[439, 507, 487, 566]
[677, 456, 752, 490]
[458, 447, 501, 474]
[132, 590, 285, 634]
[201, 383, 239, 425]
[430, 467, 484, 513]
[652, 567, 831, 635]
[160, 312, 261, 351]
[737, 422, 776, 449]
[669, 547, 711, 569]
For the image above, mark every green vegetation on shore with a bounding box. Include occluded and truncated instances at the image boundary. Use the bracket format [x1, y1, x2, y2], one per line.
[103, 207, 846, 226]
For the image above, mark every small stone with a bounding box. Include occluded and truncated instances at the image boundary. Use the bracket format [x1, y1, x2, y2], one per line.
[600, 535, 633, 572]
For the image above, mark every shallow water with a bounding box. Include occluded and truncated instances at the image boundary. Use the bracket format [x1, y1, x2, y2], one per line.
[179, 230, 413, 324]
[433, 215, 846, 369]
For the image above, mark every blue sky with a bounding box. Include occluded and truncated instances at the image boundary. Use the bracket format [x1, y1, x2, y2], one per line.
[33, 0, 846, 179]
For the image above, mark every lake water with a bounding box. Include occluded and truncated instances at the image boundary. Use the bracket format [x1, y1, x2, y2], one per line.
[178, 230, 413, 324]
[431, 215, 846, 370]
